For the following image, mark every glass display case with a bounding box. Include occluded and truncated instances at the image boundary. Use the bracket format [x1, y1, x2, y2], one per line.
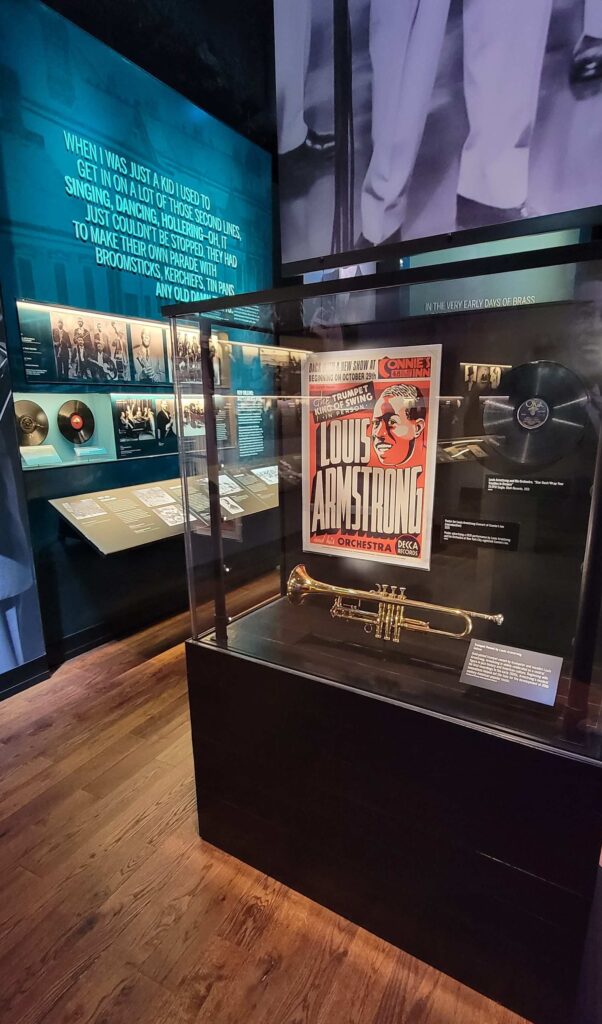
[166, 246, 602, 1024]
[170, 251, 602, 764]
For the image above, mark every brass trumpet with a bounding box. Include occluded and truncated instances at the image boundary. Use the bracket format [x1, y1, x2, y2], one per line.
[287, 565, 504, 642]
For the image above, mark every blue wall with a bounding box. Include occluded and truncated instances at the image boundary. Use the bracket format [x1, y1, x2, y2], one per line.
[0, 0, 273, 662]
[0, 0, 272, 384]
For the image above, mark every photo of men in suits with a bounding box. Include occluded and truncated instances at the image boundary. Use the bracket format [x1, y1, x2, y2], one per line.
[72, 317, 92, 378]
[109, 320, 129, 380]
[275, 0, 602, 263]
[133, 325, 167, 384]
[49, 310, 129, 382]
[156, 399, 175, 448]
[93, 320, 114, 378]
[176, 329, 202, 381]
[361, 0, 554, 241]
[114, 396, 177, 458]
[52, 318, 71, 380]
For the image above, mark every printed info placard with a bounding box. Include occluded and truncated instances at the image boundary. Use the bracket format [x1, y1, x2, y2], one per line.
[302, 346, 441, 569]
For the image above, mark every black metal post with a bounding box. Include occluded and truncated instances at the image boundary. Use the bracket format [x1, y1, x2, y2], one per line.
[566, 422, 602, 740]
[199, 322, 228, 645]
[332, 0, 354, 255]
[273, 328, 289, 598]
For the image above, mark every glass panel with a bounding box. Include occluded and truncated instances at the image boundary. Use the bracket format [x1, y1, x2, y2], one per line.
[172, 257, 602, 763]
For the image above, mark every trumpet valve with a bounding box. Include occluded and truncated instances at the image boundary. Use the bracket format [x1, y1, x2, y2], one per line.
[384, 603, 394, 642]
[392, 607, 404, 643]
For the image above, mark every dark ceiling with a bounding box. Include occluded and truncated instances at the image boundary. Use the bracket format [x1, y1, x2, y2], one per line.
[43, 0, 277, 153]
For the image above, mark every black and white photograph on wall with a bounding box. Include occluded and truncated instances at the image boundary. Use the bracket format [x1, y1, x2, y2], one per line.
[176, 327, 202, 381]
[174, 329, 232, 387]
[51, 310, 130, 383]
[108, 320, 130, 381]
[459, 361, 511, 435]
[274, 0, 602, 267]
[0, 335, 46, 677]
[180, 395, 236, 454]
[462, 363, 507, 391]
[260, 346, 305, 395]
[132, 323, 168, 384]
[209, 334, 232, 389]
[16, 302, 177, 387]
[210, 337, 224, 387]
[112, 395, 177, 459]
[182, 396, 206, 438]
[155, 398, 177, 449]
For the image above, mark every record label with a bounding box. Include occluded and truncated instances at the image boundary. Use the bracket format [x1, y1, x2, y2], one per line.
[57, 400, 95, 444]
[14, 400, 49, 446]
[483, 361, 588, 467]
[516, 398, 550, 431]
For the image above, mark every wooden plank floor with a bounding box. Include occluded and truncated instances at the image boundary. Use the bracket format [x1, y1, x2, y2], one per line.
[0, 575, 533, 1024]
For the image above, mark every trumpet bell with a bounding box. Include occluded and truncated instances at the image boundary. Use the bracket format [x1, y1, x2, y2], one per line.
[287, 564, 313, 605]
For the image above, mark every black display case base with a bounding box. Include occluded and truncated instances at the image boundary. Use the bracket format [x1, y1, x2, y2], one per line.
[186, 636, 602, 1024]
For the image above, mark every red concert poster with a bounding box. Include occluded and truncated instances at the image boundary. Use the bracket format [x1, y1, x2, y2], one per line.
[302, 346, 442, 570]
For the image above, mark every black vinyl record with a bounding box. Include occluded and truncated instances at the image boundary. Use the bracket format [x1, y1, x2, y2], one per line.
[482, 361, 588, 467]
[57, 400, 95, 444]
[14, 400, 49, 446]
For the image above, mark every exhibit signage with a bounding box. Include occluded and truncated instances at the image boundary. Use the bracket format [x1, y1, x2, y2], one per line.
[302, 346, 441, 569]
[51, 465, 280, 555]
[461, 639, 562, 707]
[441, 518, 520, 552]
[487, 477, 567, 496]
[0, 0, 272, 388]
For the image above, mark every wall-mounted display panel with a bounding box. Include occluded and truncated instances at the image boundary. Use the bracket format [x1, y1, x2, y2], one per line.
[14, 391, 116, 469]
[0, 0, 272, 396]
[17, 302, 170, 386]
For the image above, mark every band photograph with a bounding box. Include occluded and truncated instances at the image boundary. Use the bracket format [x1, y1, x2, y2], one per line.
[50, 309, 131, 383]
[176, 327, 202, 382]
[113, 395, 177, 459]
[175, 330, 232, 388]
[182, 396, 206, 437]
